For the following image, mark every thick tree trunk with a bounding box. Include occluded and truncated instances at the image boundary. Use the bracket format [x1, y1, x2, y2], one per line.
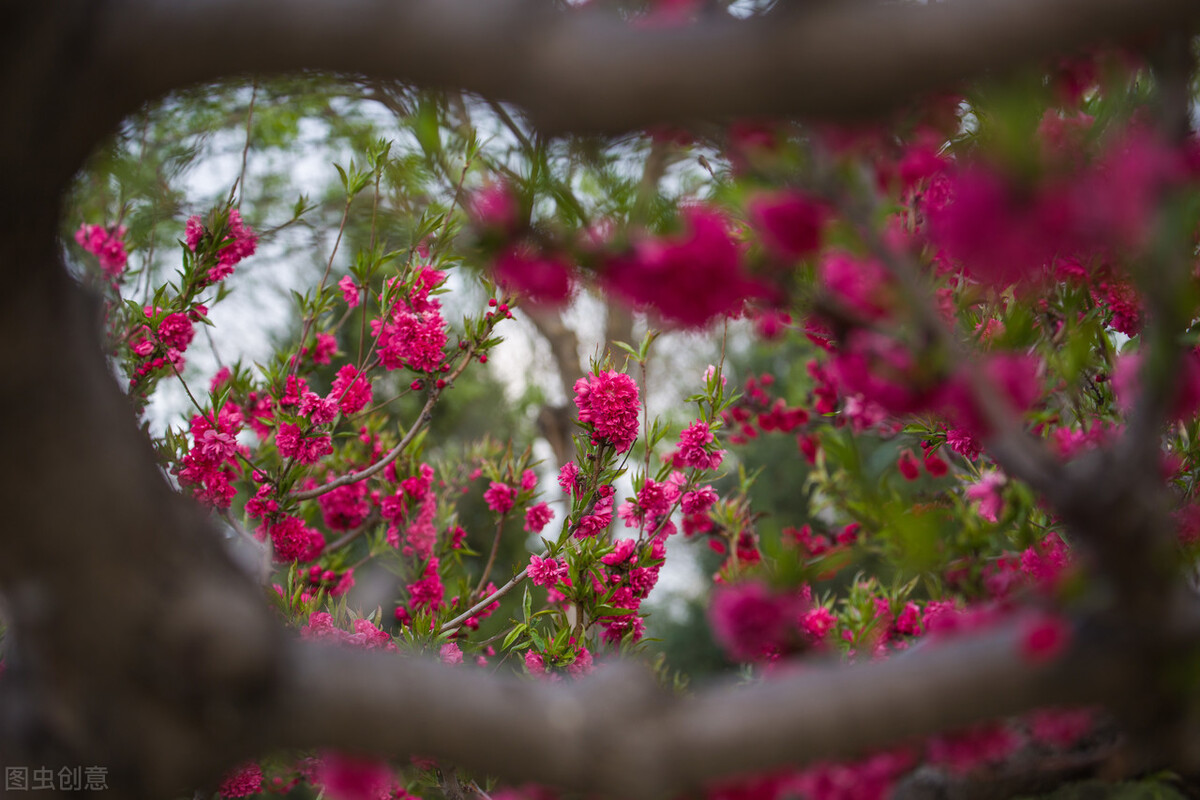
[0, 8, 277, 796]
[0, 218, 284, 797]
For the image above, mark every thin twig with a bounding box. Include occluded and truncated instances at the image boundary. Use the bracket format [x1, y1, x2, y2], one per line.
[291, 332, 485, 501]
[236, 80, 257, 210]
[473, 515, 508, 597]
[440, 566, 529, 636]
[291, 195, 353, 380]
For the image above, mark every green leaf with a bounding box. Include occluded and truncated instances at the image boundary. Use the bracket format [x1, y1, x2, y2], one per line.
[502, 624, 526, 650]
[593, 605, 637, 617]
[612, 341, 640, 361]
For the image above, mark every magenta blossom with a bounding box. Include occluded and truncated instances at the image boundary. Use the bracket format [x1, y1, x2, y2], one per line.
[574, 370, 640, 453]
[492, 245, 573, 307]
[709, 581, 805, 662]
[75, 222, 128, 278]
[965, 470, 1005, 523]
[484, 481, 516, 514]
[217, 763, 262, 799]
[603, 206, 764, 328]
[747, 189, 827, 260]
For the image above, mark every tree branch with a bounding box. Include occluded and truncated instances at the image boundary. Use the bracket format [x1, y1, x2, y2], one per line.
[95, 0, 1200, 137]
[274, 616, 1144, 800]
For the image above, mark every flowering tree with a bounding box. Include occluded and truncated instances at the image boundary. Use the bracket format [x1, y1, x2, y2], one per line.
[5, 2, 1200, 800]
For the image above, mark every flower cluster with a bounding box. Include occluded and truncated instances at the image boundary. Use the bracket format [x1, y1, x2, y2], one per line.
[186, 208, 258, 284]
[373, 268, 449, 373]
[175, 403, 245, 509]
[75, 222, 128, 279]
[573, 370, 640, 453]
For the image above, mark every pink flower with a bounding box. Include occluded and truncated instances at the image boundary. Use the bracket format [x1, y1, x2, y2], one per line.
[927, 723, 1020, 774]
[599, 609, 646, 645]
[175, 407, 243, 509]
[278, 374, 309, 407]
[276, 423, 333, 465]
[567, 646, 594, 677]
[756, 398, 808, 433]
[894, 602, 923, 636]
[1020, 612, 1070, 664]
[185, 216, 204, 251]
[818, 251, 893, 322]
[338, 275, 361, 308]
[157, 312, 195, 351]
[620, 479, 679, 532]
[311, 332, 337, 365]
[209, 366, 232, 394]
[930, 166, 1077, 286]
[407, 558, 445, 612]
[557, 461, 581, 495]
[520, 469, 538, 492]
[492, 246, 572, 307]
[400, 463, 435, 500]
[674, 420, 723, 471]
[1020, 533, 1069, 586]
[439, 642, 463, 665]
[785, 524, 830, 558]
[373, 303, 447, 374]
[299, 391, 338, 425]
[484, 481, 515, 514]
[1095, 280, 1142, 336]
[750, 308, 791, 340]
[897, 449, 920, 481]
[528, 555, 568, 587]
[218, 762, 262, 799]
[899, 136, 951, 193]
[681, 485, 718, 515]
[209, 208, 257, 282]
[349, 618, 395, 650]
[836, 522, 860, 546]
[799, 607, 836, 643]
[318, 482, 370, 531]
[263, 514, 325, 562]
[748, 190, 827, 260]
[945, 427, 981, 461]
[965, 470, 1005, 523]
[601, 537, 638, 567]
[330, 365, 373, 415]
[75, 222, 128, 278]
[468, 183, 520, 232]
[402, 493, 438, 559]
[524, 501, 553, 533]
[573, 489, 614, 539]
[574, 370, 640, 453]
[603, 206, 764, 328]
[524, 650, 546, 675]
[923, 449, 949, 477]
[317, 753, 392, 800]
[709, 582, 798, 662]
